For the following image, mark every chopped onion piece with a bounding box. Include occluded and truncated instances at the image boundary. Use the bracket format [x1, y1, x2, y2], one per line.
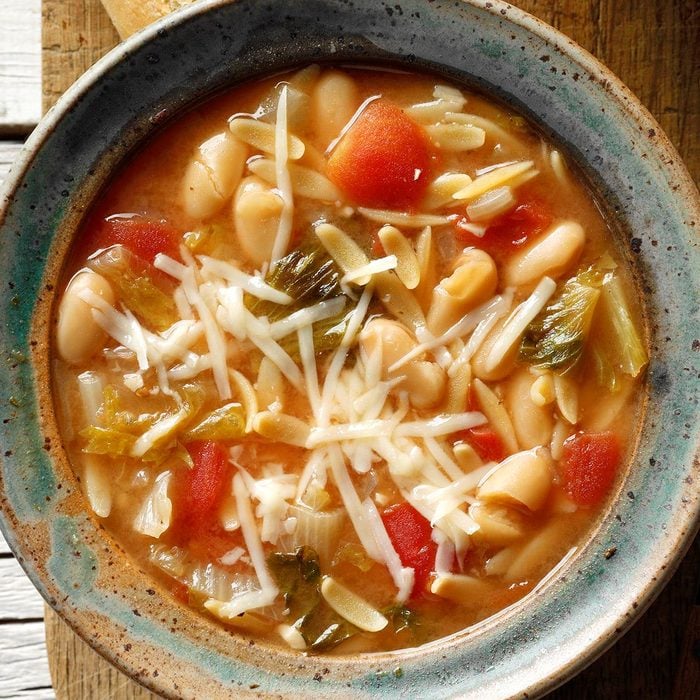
[133, 471, 172, 538]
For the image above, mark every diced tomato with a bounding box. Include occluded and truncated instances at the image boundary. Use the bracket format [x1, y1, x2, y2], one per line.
[171, 441, 231, 541]
[561, 431, 621, 506]
[326, 100, 433, 209]
[456, 200, 551, 260]
[382, 502, 438, 599]
[80, 214, 181, 263]
[460, 426, 507, 463]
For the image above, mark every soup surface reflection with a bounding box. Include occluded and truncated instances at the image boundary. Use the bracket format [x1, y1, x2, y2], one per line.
[53, 66, 647, 653]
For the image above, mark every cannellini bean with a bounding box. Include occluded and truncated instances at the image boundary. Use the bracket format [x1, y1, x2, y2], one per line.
[471, 315, 519, 381]
[477, 448, 552, 511]
[56, 270, 114, 364]
[505, 368, 554, 450]
[377, 225, 420, 289]
[430, 573, 491, 604]
[311, 70, 361, 148]
[469, 502, 524, 545]
[471, 378, 519, 454]
[182, 132, 248, 219]
[504, 520, 569, 581]
[427, 248, 498, 335]
[503, 221, 585, 287]
[359, 318, 446, 409]
[233, 176, 284, 267]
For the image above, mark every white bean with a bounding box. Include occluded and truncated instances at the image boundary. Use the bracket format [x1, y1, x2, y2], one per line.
[469, 502, 524, 545]
[56, 270, 114, 364]
[477, 448, 552, 511]
[505, 368, 554, 449]
[233, 176, 284, 267]
[427, 248, 497, 335]
[503, 221, 585, 287]
[311, 70, 360, 148]
[182, 132, 247, 219]
[359, 318, 446, 409]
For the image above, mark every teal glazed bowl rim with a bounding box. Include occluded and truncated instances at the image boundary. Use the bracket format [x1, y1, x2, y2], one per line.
[1, 0, 698, 697]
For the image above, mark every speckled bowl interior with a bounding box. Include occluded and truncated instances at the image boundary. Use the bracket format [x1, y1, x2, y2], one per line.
[1, 1, 698, 697]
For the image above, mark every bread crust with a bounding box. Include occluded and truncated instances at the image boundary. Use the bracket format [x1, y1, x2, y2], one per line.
[100, 0, 197, 39]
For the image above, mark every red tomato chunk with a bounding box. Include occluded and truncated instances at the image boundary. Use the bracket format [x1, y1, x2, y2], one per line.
[82, 215, 181, 263]
[456, 200, 551, 259]
[382, 502, 438, 598]
[326, 100, 433, 209]
[460, 426, 507, 464]
[561, 431, 621, 506]
[171, 441, 231, 541]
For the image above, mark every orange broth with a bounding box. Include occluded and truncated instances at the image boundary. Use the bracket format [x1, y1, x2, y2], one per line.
[53, 66, 646, 653]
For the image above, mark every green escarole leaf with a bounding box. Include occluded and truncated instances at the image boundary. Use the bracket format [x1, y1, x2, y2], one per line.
[81, 383, 204, 463]
[87, 244, 179, 331]
[268, 546, 321, 617]
[384, 604, 420, 634]
[183, 402, 245, 441]
[246, 244, 354, 356]
[248, 245, 344, 319]
[520, 268, 602, 373]
[267, 546, 357, 652]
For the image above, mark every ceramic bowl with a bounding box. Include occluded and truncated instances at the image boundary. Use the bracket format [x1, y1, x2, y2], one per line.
[1, 0, 698, 697]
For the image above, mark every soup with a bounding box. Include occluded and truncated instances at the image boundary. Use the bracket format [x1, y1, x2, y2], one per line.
[53, 66, 647, 653]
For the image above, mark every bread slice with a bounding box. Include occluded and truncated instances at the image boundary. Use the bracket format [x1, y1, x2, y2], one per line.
[100, 0, 198, 39]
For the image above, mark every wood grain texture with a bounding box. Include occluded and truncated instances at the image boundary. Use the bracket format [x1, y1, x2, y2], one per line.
[515, 0, 699, 184]
[45, 608, 158, 700]
[100, 0, 198, 40]
[42, 0, 120, 113]
[25, 0, 700, 698]
[0, 0, 41, 134]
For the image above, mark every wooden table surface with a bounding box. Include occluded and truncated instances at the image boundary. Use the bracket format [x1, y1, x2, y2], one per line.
[0, 0, 698, 698]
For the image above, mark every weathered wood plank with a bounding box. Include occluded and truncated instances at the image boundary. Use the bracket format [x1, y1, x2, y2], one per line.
[45, 607, 158, 700]
[0, 0, 41, 134]
[0, 556, 46, 620]
[0, 141, 25, 191]
[42, 0, 120, 113]
[0, 529, 14, 556]
[0, 621, 53, 698]
[515, 0, 699, 183]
